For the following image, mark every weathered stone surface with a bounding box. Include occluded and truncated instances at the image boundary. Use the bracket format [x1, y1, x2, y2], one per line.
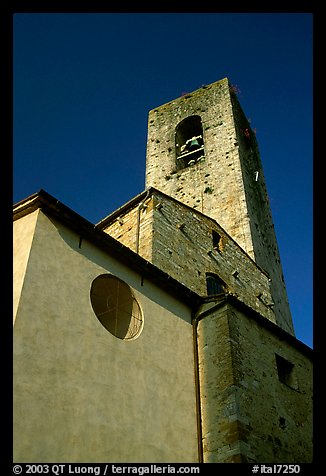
[101, 190, 276, 325]
[13, 76, 312, 464]
[145, 78, 293, 335]
[196, 302, 313, 463]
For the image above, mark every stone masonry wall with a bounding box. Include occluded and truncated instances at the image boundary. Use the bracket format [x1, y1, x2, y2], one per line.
[196, 302, 312, 463]
[100, 197, 154, 262]
[145, 77, 293, 334]
[229, 91, 293, 334]
[101, 190, 276, 325]
[145, 78, 254, 257]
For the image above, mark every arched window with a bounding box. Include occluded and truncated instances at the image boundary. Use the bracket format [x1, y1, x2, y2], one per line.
[206, 273, 226, 296]
[175, 116, 204, 170]
[90, 274, 143, 340]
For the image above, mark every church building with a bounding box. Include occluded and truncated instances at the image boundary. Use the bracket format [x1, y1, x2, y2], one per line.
[13, 77, 313, 463]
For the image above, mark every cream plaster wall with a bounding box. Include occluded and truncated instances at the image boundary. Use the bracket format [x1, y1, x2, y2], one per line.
[13, 209, 39, 324]
[13, 211, 198, 463]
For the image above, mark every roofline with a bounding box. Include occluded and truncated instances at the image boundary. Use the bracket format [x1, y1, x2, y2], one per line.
[96, 188, 152, 228]
[96, 186, 271, 280]
[198, 294, 313, 358]
[13, 189, 313, 355]
[147, 77, 230, 114]
[13, 189, 202, 309]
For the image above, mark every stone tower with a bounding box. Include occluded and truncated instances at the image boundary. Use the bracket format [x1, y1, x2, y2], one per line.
[13, 77, 313, 463]
[145, 77, 293, 335]
[97, 78, 312, 462]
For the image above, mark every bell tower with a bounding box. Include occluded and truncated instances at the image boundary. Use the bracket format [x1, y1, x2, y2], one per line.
[145, 77, 294, 335]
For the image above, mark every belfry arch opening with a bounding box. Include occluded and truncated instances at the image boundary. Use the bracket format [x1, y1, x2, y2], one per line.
[175, 115, 204, 170]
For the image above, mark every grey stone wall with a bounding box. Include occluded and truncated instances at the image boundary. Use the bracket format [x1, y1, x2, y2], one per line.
[145, 77, 293, 334]
[196, 301, 312, 463]
[102, 190, 277, 325]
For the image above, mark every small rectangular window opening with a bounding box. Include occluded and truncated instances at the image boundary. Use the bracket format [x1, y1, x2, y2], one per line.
[275, 354, 298, 390]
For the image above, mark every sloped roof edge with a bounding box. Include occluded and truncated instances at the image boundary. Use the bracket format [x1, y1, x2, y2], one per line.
[13, 189, 202, 309]
[13, 189, 312, 355]
[96, 186, 271, 280]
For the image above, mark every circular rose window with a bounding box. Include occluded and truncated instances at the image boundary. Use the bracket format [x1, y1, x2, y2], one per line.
[90, 274, 143, 340]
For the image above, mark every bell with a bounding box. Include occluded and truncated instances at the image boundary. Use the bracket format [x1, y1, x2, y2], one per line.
[188, 139, 200, 150]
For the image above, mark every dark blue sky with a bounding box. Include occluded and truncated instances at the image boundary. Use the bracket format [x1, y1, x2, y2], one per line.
[13, 13, 313, 347]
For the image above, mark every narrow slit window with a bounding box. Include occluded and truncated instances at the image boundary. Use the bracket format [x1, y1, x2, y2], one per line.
[212, 230, 222, 251]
